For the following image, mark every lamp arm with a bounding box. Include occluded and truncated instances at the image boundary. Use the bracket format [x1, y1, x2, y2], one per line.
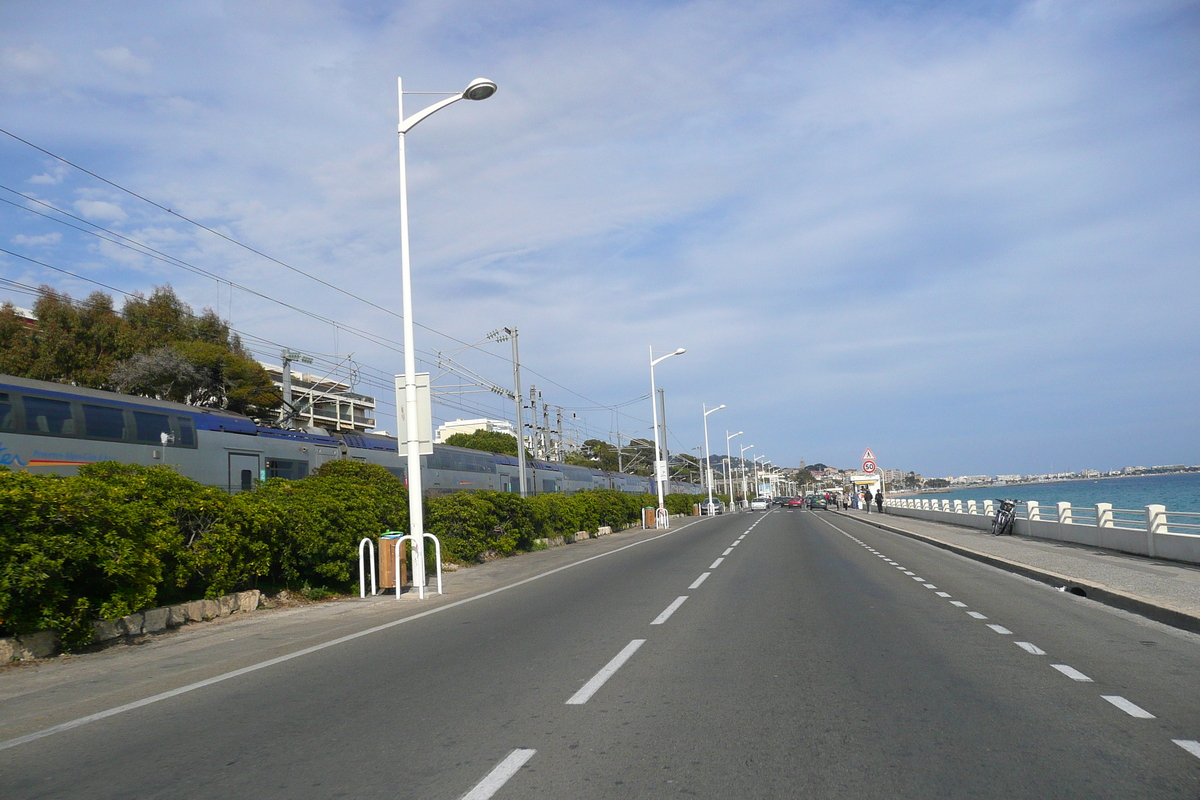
[399, 94, 464, 134]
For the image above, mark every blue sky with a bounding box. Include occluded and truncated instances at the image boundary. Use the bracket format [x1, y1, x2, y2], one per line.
[1, 0, 1197, 478]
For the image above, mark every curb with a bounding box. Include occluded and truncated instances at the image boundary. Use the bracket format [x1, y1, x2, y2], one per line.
[833, 511, 1200, 636]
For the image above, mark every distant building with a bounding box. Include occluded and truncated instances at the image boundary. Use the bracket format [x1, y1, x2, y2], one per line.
[435, 417, 515, 443]
[259, 362, 376, 433]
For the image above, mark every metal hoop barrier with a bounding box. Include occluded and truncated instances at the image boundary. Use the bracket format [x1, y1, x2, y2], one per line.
[389, 533, 444, 600]
[358, 537, 377, 598]
[423, 532, 444, 598]
[656, 507, 670, 529]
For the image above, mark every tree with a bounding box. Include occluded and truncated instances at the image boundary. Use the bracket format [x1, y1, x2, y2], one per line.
[444, 430, 520, 456]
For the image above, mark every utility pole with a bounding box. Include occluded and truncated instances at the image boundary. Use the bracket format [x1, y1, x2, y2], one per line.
[488, 327, 527, 497]
[657, 388, 669, 489]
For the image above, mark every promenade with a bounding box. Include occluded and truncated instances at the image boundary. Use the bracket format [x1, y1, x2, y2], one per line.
[834, 507, 1200, 635]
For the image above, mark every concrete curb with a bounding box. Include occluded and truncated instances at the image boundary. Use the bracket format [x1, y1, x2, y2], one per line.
[834, 511, 1200, 636]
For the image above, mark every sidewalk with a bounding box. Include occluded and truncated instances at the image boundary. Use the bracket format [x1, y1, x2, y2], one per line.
[834, 509, 1200, 635]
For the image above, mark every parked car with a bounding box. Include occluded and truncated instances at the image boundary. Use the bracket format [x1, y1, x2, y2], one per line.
[701, 500, 725, 515]
[807, 495, 828, 510]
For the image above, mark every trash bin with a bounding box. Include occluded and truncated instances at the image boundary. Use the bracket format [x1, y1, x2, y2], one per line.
[643, 507, 656, 529]
[378, 534, 409, 590]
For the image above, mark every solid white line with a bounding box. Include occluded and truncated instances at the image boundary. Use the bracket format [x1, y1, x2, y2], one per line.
[935, 592, 951, 597]
[1173, 740, 1200, 759]
[722, 548, 733, 555]
[967, 611, 988, 619]
[651, 596, 689, 625]
[1015, 642, 1046, 655]
[689, 573, 710, 589]
[566, 639, 646, 705]
[987, 624, 1013, 635]
[1101, 695, 1155, 719]
[0, 523, 697, 753]
[710, 558, 724, 568]
[950, 601, 968, 607]
[1051, 664, 1093, 682]
[460, 749, 537, 800]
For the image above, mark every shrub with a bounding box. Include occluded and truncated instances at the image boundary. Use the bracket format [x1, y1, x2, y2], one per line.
[427, 492, 503, 563]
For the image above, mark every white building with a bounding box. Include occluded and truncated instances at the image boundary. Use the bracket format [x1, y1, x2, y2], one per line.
[435, 417, 515, 443]
[259, 362, 376, 433]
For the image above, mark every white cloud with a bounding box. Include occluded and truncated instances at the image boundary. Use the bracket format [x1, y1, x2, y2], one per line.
[10, 232, 62, 246]
[1, 42, 56, 74]
[72, 199, 128, 222]
[95, 46, 150, 74]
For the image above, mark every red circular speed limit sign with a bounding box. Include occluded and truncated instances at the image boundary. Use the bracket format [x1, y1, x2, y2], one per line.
[862, 460, 877, 473]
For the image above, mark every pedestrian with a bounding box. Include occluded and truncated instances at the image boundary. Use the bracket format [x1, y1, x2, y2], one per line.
[875, 487, 884, 513]
[863, 487, 873, 513]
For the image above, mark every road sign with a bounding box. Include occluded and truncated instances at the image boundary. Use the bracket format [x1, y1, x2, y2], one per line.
[862, 448, 875, 461]
[862, 460, 877, 473]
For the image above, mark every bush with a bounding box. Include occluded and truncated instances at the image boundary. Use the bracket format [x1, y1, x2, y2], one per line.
[427, 492, 502, 563]
[665, 493, 703, 516]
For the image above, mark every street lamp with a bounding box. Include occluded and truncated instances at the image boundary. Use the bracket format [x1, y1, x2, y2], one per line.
[753, 455, 767, 499]
[649, 346, 685, 528]
[397, 76, 496, 599]
[739, 443, 754, 508]
[725, 430, 742, 508]
[702, 403, 725, 513]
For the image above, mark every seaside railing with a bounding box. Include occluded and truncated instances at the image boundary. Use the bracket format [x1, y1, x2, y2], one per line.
[882, 497, 1200, 564]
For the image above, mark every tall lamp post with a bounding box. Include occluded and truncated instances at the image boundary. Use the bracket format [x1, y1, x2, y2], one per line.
[397, 76, 496, 598]
[702, 403, 725, 512]
[739, 443, 754, 508]
[649, 346, 685, 528]
[725, 430, 742, 507]
[753, 455, 766, 499]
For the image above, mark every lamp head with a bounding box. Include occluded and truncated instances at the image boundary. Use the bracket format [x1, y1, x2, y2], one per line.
[673, 347, 686, 355]
[716, 403, 726, 410]
[463, 78, 498, 101]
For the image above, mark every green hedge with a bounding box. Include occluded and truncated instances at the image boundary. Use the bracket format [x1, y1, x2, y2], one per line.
[0, 463, 693, 647]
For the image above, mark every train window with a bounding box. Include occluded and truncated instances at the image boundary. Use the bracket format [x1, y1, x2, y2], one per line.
[133, 411, 171, 444]
[240, 469, 253, 492]
[83, 404, 127, 441]
[265, 459, 309, 480]
[23, 396, 75, 436]
[175, 417, 196, 447]
[0, 392, 13, 432]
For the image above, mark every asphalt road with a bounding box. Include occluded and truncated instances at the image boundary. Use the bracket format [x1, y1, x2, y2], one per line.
[3, 508, 1200, 798]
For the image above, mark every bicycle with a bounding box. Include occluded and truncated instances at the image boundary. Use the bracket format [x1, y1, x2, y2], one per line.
[991, 498, 1016, 536]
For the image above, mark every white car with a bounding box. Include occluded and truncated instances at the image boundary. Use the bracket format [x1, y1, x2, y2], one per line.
[749, 498, 770, 511]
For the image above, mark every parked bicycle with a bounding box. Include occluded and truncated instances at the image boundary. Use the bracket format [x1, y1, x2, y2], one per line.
[991, 498, 1017, 536]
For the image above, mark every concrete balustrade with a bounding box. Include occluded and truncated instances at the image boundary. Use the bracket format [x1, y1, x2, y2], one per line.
[882, 496, 1200, 566]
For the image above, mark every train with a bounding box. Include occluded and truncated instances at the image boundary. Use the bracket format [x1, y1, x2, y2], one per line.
[0, 373, 698, 497]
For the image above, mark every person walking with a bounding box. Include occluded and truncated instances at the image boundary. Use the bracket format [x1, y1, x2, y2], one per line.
[875, 487, 885, 513]
[863, 487, 873, 513]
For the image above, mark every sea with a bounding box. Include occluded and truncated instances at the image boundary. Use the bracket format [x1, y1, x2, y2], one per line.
[897, 472, 1200, 514]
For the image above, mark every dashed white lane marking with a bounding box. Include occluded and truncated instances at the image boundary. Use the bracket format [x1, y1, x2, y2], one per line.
[987, 624, 1012, 635]
[1174, 740, 1200, 760]
[902, 570, 915, 575]
[1051, 664, 1093, 682]
[923, 584, 937, 589]
[710, 558, 725, 569]
[1015, 642, 1046, 655]
[910, 576, 925, 581]
[950, 601, 968, 607]
[967, 611, 988, 620]
[1102, 696, 1155, 719]
[460, 749, 537, 800]
[722, 548, 734, 555]
[935, 592, 952, 597]
[689, 573, 710, 589]
[651, 596, 689, 625]
[567, 640, 645, 705]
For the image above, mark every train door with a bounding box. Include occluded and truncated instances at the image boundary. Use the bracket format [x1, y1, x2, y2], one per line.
[314, 446, 340, 468]
[228, 452, 260, 493]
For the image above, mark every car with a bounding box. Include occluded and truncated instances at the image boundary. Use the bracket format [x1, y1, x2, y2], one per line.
[700, 500, 725, 515]
[749, 497, 770, 511]
[772, 496, 788, 506]
[786, 497, 804, 507]
[807, 496, 828, 510]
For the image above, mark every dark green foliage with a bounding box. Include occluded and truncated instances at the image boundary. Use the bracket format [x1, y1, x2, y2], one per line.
[665, 493, 703, 516]
[443, 430, 520, 455]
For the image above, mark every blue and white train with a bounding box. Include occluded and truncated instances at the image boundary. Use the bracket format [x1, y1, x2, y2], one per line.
[0, 374, 696, 497]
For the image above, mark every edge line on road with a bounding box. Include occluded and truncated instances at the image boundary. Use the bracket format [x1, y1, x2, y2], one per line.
[0, 524, 698, 752]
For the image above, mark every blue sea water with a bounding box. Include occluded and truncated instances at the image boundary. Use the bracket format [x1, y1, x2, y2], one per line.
[901, 472, 1200, 513]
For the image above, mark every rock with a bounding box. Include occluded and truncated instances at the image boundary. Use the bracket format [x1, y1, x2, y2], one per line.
[15, 631, 58, 659]
[216, 595, 237, 617]
[142, 607, 169, 634]
[200, 599, 220, 620]
[120, 613, 144, 637]
[167, 605, 188, 627]
[92, 619, 124, 642]
[0, 637, 15, 663]
[183, 601, 206, 622]
[235, 590, 260, 612]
